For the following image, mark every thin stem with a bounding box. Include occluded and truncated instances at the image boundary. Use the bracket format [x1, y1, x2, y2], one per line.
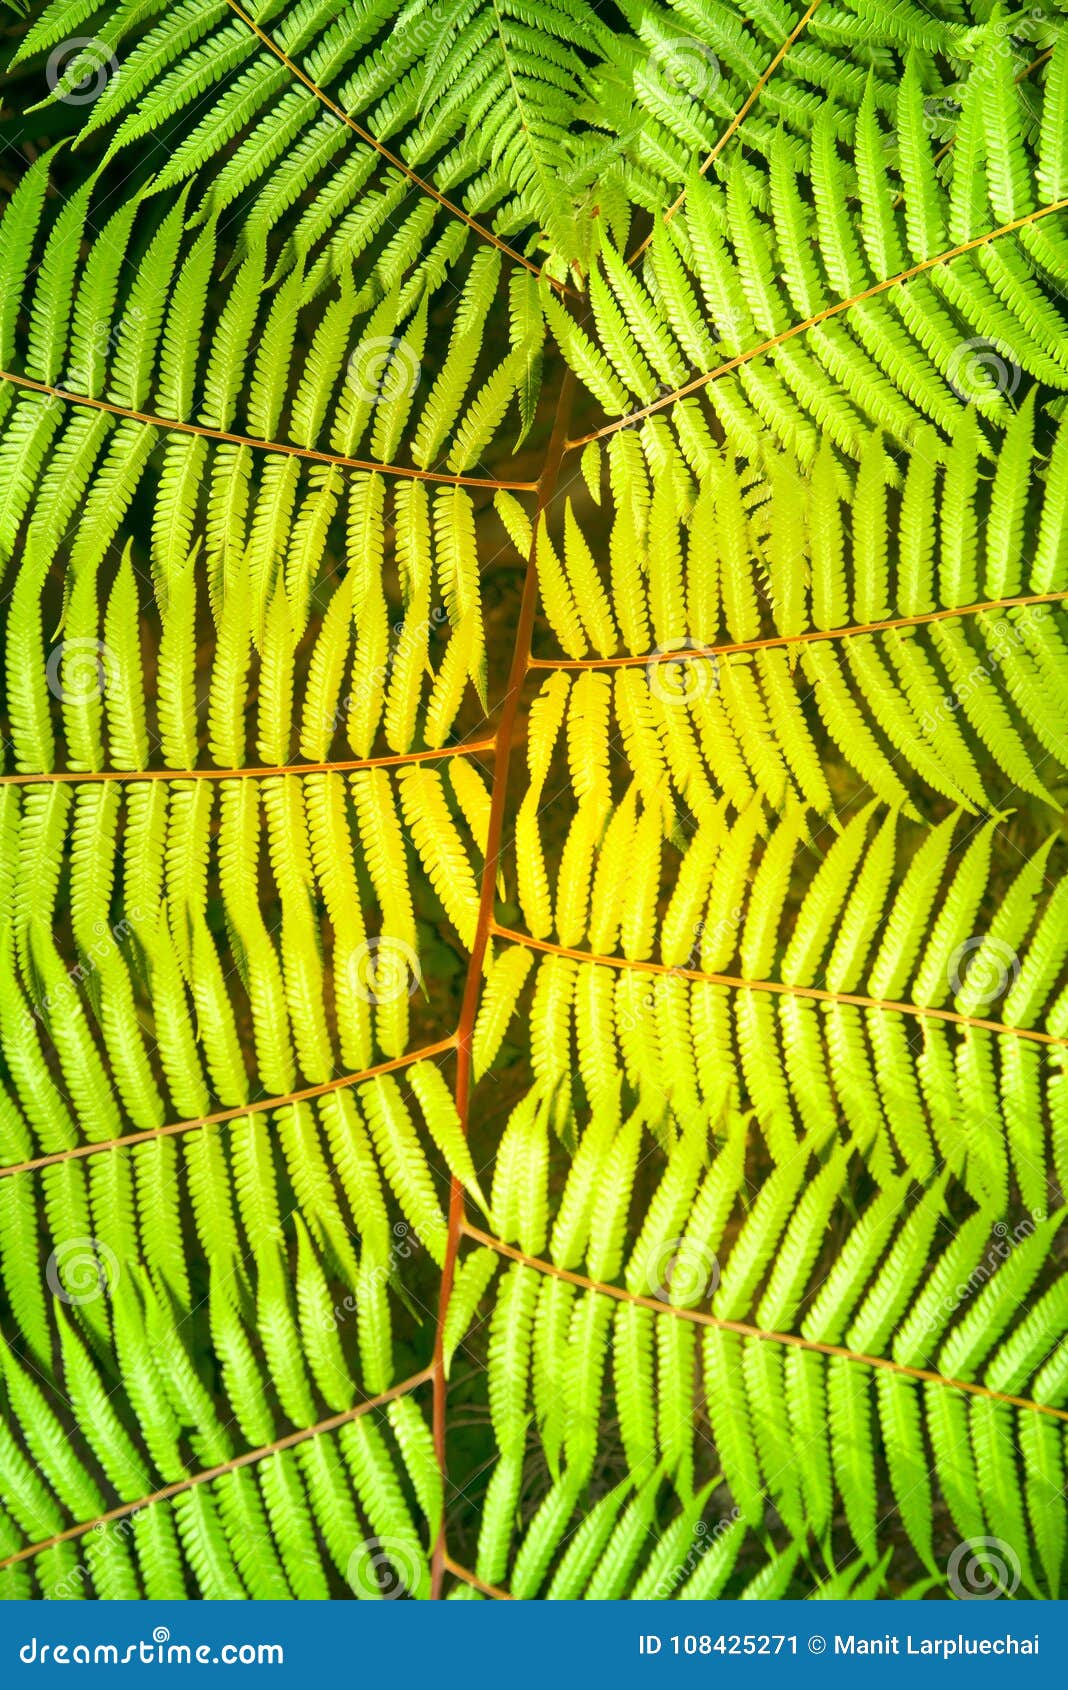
[527, 593, 1068, 671]
[0, 1368, 434, 1572]
[568, 195, 1068, 449]
[0, 740, 497, 787]
[0, 1041, 458, 1182]
[0, 368, 537, 491]
[428, 372, 577, 1599]
[222, 0, 569, 294]
[489, 924, 1068, 1049]
[627, 0, 827, 266]
[443, 1555, 513, 1598]
[462, 1223, 1068, 1425]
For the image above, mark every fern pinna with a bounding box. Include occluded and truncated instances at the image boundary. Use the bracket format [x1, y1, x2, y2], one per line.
[0, 0, 1066, 1604]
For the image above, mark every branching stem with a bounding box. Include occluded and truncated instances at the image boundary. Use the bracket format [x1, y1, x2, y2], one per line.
[0, 1041, 457, 1181]
[570, 196, 1068, 448]
[527, 593, 1068, 670]
[0, 1368, 434, 1572]
[0, 740, 497, 787]
[461, 1223, 1068, 1424]
[0, 367, 537, 490]
[488, 925, 1068, 1049]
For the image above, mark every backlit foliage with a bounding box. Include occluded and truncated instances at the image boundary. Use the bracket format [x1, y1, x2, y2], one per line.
[0, 0, 1066, 1601]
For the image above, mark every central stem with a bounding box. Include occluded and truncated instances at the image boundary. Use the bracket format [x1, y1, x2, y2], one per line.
[428, 369, 577, 1597]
